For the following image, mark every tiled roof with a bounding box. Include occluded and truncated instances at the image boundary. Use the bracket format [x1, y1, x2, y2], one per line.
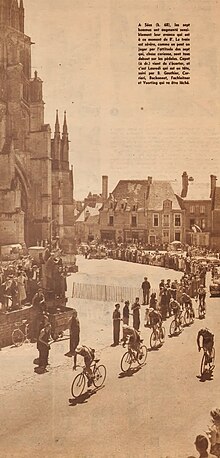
[76, 203, 102, 222]
[147, 181, 181, 210]
[110, 180, 149, 210]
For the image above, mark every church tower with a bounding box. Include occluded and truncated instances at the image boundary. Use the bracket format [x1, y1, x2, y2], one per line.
[51, 111, 75, 251]
[0, 0, 75, 248]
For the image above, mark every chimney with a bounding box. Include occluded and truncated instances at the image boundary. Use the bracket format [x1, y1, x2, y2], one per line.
[148, 176, 152, 184]
[181, 171, 188, 198]
[102, 175, 108, 201]
[210, 174, 217, 198]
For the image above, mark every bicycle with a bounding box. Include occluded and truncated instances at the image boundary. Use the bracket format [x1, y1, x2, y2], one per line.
[198, 300, 206, 319]
[169, 313, 184, 336]
[12, 320, 30, 346]
[120, 343, 148, 372]
[71, 359, 106, 398]
[200, 346, 215, 377]
[150, 324, 165, 349]
[183, 306, 194, 326]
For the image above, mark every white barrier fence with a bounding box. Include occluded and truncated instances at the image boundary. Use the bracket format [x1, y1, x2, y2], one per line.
[72, 282, 157, 303]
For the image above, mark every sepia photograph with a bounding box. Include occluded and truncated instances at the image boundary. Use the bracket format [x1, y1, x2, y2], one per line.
[0, 1, 220, 457]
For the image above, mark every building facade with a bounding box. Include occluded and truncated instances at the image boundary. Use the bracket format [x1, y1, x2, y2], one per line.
[0, 0, 74, 248]
[99, 177, 184, 244]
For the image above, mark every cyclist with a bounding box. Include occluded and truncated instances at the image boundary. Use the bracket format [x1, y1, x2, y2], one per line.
[148, 308, 163, 332]
[181, 292, 195, 318]
[197, 284, 206, 310]
[122, 325, 141, 356]
[74, 345, 95, 386]
[170, 299, 181, 317]
[197, 328, 214, 363]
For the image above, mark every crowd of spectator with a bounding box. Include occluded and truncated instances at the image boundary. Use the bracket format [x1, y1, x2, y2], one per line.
[0, 248, 68, 313]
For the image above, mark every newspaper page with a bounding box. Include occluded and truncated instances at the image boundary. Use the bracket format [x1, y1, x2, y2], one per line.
[0, 1, 220, 458]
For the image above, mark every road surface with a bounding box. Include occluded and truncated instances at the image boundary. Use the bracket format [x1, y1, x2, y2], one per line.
[0, 257, 219, 458]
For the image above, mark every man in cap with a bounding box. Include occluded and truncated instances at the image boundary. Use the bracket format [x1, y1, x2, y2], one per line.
[141, 277, 151, 305]
[112, 303, 121, 346]
[65, 309, 80, 369]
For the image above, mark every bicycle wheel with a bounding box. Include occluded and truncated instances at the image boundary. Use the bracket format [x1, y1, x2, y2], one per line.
[120, 351, 132, 372]
[12, 329, 24, 347]
[169, 320, 176, 336]
[137, 345, 148, 365]
[150, 331, 158, 349]
[184, 311, 190, 326]
[93, 365, 107, 388]
[200, 353, 206, 377]
[159, 326, 165, 344]
[198, 304, 202, 318]
[71, 373, 86, 398]
[210, 347, 215, 369]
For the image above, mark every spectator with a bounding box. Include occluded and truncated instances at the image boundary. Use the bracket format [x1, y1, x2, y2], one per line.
[65, 309, 80, 371]
[131, 297, 141, 331]
[209, 408, 220, 457]
[36, 322, 51, 372]
[112, 303, 121, 346]
[141, 277, 151, 305]
[190, 434, 215, 458]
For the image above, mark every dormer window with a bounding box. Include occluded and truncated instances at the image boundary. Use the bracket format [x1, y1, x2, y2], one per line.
[163, 199, 172, 211]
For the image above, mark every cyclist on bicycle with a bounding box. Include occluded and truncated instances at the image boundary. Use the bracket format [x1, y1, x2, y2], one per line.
[197, 284, 206, 310]
[74, 345, 95, 386]
[197, 328, 214, 362]
[181, 292, 195, 318]
[148, 308, 162, 331]
[122, 325, 141, 353]
[170, 299, 181, 317]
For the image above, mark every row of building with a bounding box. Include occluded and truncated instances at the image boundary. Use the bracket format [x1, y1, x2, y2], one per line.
[75, 173, 220, 248]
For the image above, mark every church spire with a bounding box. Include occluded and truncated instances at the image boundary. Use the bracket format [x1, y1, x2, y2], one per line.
[61, 111, 69, 163]
[62, 110, 68, 135]
[55, 109, 60, 135]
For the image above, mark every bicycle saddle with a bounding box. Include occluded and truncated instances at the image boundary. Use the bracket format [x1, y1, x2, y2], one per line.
[94, 359, 100, 363]
[22, 319, 28, 324]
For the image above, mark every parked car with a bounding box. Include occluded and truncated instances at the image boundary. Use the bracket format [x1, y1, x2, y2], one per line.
[210, 279, 220, 297]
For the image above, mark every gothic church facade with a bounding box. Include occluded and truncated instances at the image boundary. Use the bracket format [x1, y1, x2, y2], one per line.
[0, 0, 75, 248]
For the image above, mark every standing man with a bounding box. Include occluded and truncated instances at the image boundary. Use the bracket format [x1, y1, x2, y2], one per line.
[141, 277, 151, 305]
[36, 322, 51, 372]
[65, 309, 80, 371]
[123, 300, 130, 325]
[132, 297, 141, 331]
[122, 300, 130, 344]
[112, 303, 121, 346]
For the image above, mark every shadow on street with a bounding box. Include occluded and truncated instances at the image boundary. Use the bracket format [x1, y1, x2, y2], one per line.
[118, 365, 143, 379]
[68, 385, 105, 407]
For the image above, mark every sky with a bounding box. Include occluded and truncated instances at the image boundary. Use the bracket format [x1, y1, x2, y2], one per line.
[25, 0, 220, 199]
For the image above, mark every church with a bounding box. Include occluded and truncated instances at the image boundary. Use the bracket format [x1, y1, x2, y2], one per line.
[0, 0, 75, 249]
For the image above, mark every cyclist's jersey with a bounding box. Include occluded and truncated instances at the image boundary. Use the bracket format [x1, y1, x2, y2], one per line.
[124, 326, 140, 345]
[149, 310, 162, 326]
[78, 346, 95, 361]
[181, 294, 192, 306]
[197, 329, 214, 348]
[198, 287, 206, 297]
[170, 300, 181, 316]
